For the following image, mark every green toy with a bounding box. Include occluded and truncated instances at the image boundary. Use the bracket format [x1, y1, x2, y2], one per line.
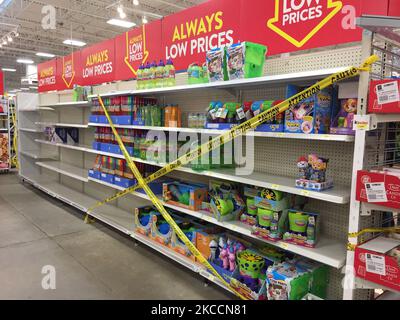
[225, 102, 241, 124]
[257, 208, 274, 228]
[237, 250, 265, 279]
[214, 197, 234, 216]
[288, 211, 309, 234]
[260, 188, 284, 201]
[247, 198, 257, 216]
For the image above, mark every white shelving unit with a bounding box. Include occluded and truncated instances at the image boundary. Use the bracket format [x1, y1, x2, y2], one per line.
[18, 42, 377, 300]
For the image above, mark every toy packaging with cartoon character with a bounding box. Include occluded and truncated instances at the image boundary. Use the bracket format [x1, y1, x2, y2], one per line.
[206, 48, 228, 82]
[284, 85, 338, 134]
[330, 98, 358, 135]
[295, 154, 333, 191]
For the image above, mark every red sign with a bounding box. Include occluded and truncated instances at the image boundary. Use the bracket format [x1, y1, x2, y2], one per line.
[161, 0, 241, 71]
[38, 59, 57, 92]
[0, 71, 3, 96]
[56, 51, 82, 91]
[115, 20, 162, 80]
[80, 39, 115, 86]
[389, 0, 400, 16]
[368, 79, 400, 114]
[242, 0, 363, 55]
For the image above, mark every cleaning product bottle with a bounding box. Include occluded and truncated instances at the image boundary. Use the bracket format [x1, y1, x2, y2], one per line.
[137, 64, 144, 90]
[164, 59, 176, 87]
[143, 62, 151, 90]
[156, 60, 165, 88]
[149, 61, 157, 89]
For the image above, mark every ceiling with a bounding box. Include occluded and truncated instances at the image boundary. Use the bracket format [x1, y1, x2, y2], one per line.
[0, 0, 205, 92]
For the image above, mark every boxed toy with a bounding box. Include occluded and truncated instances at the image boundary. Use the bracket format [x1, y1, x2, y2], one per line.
[163, 181, 208, 212]
[206, 47, 228, 82]
[134, 206, 158, 236]
[284, 85, 338, 134]
[226, 42, 267, 81]
[150, 214, 175, 246]
[208, 180, 245, 222]
[251, 209, 286, 242]
[196, 229, 224, 263]
[354, 236, 400, 292]
[282, 209, 319, 248]
[296, 154, 333, 192]
[356, 169, 400, 210]
[251, 100, 284, 133]
[368, 79, 400, 113]
[266, 261, 312, 300]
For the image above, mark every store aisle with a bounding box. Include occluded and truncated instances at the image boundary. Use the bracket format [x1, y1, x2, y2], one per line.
[0, 173, 231, 300]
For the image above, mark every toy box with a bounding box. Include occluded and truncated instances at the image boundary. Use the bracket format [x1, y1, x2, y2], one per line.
[330, 99, 358, 135]
[134, 206, 158, 236]
[88, 169, 101, 180]
[282, 209, 319, 248]
[285, 85, 338, 134]
[354, 236, 400, 292]
[208, 180, 245, 222]
[206, 47, 228, 82]
[150, 213, 175, 246]
[251, 209, 286, 242]
[100, 172, 115, 184]
[196, 229, 224, 263]
[266, 261, 312, 300]
[163, 181, 208, 212]
[368, 79, 400, 113]
[230, 270, 267, 301]
[356, 169, 400, 210]
[296, 154, 333, 192]
[251, 100, 285, 133]
[226, 42, 267, 81]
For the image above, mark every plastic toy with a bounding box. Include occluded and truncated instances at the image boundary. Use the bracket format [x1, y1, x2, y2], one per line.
[209, 240, 218, 262]
[226, 42, 267, 80]
[236, 250, 265, 292]
[283, 210, 319, 248]
[206, 47, 227, 82]
[228, 246, 236, 272]
[163, 181, 208, 211]
[260, 188, 284, 201]
[285, 85, 338, 134]
[257, 209, 274, 228]
[295, 154, 333, 191]
[330, 98, 358, 135]
[168, 184, 190, 206]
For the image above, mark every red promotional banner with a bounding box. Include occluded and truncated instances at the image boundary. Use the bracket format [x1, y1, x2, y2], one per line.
[37, 0, 393, 92]
[80, 38, 115, 86]
[38, 59, 57, 92]
[161, 0, 241, 71]
[56, 51, 81, 91]
[0, 71, 4, 96]
[115, 20, 162, 80]
[242, 0, 363, 55]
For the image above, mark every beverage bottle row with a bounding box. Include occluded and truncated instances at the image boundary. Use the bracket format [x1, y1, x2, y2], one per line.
[137, 59, 176, 90]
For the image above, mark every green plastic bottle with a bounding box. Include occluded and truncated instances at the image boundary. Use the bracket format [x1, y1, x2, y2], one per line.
[149, 62, 157, 89]
[137, 64, 144, 90]
[164, 59, 176, 87]
[156, 60, 165, 88]
[143, 62, 151, 90]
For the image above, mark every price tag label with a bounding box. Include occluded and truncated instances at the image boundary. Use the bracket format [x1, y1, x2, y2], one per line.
[353, 115, 371, 131]
[209, 109, 217, 120]
[216, 108, 224, 118]
[253, 109, 261, 116]
[272, 184, 280, 190]
[366, 253, 386, 276]
[280, 242, 289, 250]
[301, 190, 310, 196]
[365, 182, 388, 203]
[376, 81, 400, 105]
[236, 108, 246, 120]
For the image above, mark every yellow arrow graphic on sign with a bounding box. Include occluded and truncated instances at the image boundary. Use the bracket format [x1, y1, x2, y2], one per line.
[62, 55, 75, 88]
[124, 25, 150, 77]
[267, 0, 343, 48]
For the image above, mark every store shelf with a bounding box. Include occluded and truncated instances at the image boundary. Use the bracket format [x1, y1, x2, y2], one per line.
[19, 127, 41, 133]
[20, 150, 41, 159]
[0, 128, 8, 132]
[87, 177, 346, 268]
[88, 67, 351, 98]
[0, 113, 8, 116]
[39, 101, 91, 108]
[354, 277, 400, 293]
[35, 122, 89, 128]
[20, 175, 231, 294]
[88, 123, 355, 142]
[36, 161, 89, 182]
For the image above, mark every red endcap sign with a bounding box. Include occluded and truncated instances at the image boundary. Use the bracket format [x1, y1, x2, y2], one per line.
[56, 51, 81, 91]
[80, 39, 115, 86]
[0, 71, 4, 96]
[115, 20, 162, 80]
[38, 59, 57, 92]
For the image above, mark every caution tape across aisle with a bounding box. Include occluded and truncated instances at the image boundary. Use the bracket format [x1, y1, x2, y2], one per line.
[88, 55, 378, 299]
[88, 55, 378, 214]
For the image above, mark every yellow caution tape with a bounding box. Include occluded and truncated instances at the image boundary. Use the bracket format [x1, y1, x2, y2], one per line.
[88, 55, 378, 213]
[97, 95, 249, 300]
[348, 227, 400, 238]
[87, 55, 377, 299]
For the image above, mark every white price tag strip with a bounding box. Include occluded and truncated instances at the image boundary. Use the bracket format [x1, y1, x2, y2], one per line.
[366, 253, 386, 276]
[376, 81, 400, 105]
[365, 182, 388, 203]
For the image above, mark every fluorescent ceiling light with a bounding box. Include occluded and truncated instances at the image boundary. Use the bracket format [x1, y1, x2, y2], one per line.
[36, 52, 55, 58]
[107, 19, 136, 28]
[2, 68, 16, 72]
[20, 88, 30, 91]
[142, 16, 148, 24]
[17, 58, 34, 64]
[7, 35, 12, 42]
[133, 0, 139, 5]
[63, 39, 86, 47]
[29, 86, 38, 89]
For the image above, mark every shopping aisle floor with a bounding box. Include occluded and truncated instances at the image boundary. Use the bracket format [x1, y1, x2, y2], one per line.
[0, 173, 232, 300]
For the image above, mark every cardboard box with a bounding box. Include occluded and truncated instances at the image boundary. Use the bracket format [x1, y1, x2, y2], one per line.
[356, 170, 400, 210]
[150, 214, 175, 246]
[114, 176, 136, 188]
[163, 181, 208, 212]
[368, 80, 400, 113]
[354, 236, 400, 292]
[134, 206, 157, 236]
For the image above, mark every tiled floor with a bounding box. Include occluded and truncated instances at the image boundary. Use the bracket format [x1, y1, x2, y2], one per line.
[0, 173, 231, 300]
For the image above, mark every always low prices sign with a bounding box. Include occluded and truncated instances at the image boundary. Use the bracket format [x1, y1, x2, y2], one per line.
[38, 59, 57, 92]
[39, 0, 384, 92]
[56, 51, 81, 91]
[80, 39, 115, 86]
